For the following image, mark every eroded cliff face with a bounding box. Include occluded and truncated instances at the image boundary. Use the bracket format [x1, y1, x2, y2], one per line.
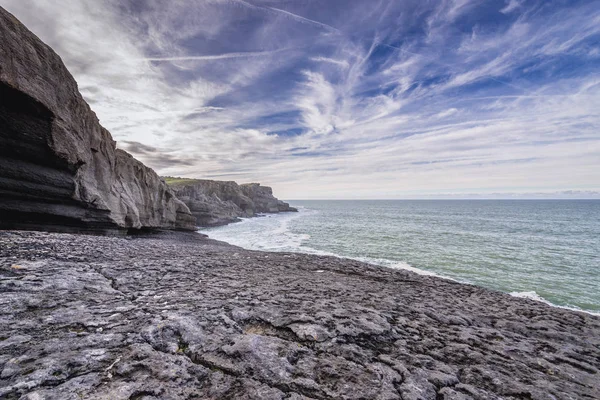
[0, 8, 196, 234]
[167, 179, 297, 227]
[240, 183, 297, 213]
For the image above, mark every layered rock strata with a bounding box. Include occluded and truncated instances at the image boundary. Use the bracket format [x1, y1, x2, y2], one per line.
[1, 230, 599, 399]
[0, 7, 196, 234]
[240, 183, 297, 213]
[167, 179, 297, 226]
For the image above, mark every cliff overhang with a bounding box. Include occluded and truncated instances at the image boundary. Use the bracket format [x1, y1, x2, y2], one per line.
[0, 7, 196, 235]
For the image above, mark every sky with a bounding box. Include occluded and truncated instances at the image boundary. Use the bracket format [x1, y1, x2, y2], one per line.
[3, 0, 600, 199]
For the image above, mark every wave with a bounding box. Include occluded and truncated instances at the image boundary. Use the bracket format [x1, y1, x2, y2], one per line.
[201, 208, 452, 279]
[509, 291, 600, 316]
[202, 208, 600, 316]
[200, 207, 312, 252]
[509, 291, 548, 302]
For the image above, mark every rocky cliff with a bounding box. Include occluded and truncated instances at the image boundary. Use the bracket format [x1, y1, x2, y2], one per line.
[0, 7, 196, 234]
[166, 178, 297, 227]
[240, 183, 297, 213]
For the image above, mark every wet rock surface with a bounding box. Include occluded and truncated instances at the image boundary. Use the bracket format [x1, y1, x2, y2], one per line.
[0, 7, 195, 234]
[1, 230, 599, 399]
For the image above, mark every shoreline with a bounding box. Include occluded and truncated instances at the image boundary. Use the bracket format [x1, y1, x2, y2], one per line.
[196, 209, 300, 229]
[202, 208, 600, 317]
[2, 229, 598, 399]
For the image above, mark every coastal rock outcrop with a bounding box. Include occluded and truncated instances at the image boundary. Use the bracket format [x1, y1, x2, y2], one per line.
[0, 7, 196, 234]
[1, 230, 599, 399]
[166, 178, 297, 226]
[240, 183, 297, 213]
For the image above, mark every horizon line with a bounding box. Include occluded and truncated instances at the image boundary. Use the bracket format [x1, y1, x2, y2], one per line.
[286, 198, 600, 201]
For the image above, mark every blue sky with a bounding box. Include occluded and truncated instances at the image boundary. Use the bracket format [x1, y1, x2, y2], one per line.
[4, 0, 600, 198]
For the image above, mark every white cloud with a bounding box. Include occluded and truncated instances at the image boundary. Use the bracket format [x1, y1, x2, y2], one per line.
[500, 0, 522, 14]
[436, 108, 459, 119]
[2, 0, 599, 199]
[309, 56, 350, 69]
[140, 48, 293, 62]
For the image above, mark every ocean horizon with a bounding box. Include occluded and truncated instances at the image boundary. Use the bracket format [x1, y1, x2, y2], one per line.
[202, 199, 600, 314]
[3, 0, 600, 396]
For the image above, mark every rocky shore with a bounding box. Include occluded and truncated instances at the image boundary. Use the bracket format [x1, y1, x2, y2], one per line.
[1, 6, 599, 400]
[1, 230, 599, 399]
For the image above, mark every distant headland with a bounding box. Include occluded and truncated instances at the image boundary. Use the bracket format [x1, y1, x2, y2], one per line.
[0, 6, 598, 400]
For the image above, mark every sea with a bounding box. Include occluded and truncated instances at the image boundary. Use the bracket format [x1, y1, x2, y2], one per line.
[200, 200, 600, 314]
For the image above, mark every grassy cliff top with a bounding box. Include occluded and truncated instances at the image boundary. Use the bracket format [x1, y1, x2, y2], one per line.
[162, 177, 249, 187]
[162, 177, 200, 187]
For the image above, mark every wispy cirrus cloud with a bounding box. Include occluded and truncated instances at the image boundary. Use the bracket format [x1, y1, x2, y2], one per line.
[500, 0, 522, 14]
[3, 0, 599, 199]
[140, 48, 293, 62]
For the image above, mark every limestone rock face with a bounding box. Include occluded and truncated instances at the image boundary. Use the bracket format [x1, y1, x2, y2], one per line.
[168, 179, 297, 227]
[0, 7, 196, 234]
[240, 183, 297, 213]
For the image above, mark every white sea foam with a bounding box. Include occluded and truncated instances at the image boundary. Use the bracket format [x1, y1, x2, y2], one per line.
[201, 208, 449, 279]
[509, 291, 548, 302]
[202, 206, 600, 316]
[349, 256, 443, 278]
[201, 207, 313, 252]
[390, 263, 445, 277]
[509, 291, 600, 316]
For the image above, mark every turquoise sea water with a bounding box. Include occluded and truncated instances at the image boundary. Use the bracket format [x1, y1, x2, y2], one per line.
[201, 200, 600, 313]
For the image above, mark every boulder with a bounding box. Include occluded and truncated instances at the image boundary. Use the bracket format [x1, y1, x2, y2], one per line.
[0, 7, 196, 234]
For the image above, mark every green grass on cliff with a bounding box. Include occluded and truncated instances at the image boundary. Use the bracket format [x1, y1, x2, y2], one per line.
[162, 177, 199, 186]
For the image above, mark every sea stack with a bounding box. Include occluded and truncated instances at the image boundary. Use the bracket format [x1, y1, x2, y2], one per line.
[0, 8, 196, 234]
